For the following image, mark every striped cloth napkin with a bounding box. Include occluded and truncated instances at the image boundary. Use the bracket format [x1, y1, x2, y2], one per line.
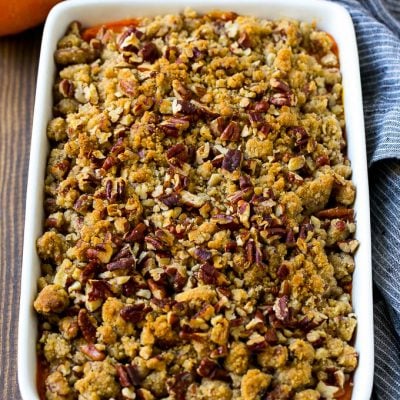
[333, 1, 400, 399]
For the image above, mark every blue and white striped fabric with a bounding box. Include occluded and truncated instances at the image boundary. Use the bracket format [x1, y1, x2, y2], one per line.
[333, 1, 400, 399]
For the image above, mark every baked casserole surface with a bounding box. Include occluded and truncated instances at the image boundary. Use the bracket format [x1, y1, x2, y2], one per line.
[34, 9, 358, 400]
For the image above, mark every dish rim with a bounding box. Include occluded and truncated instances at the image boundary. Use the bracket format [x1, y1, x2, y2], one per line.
[18, 1, 374, 399]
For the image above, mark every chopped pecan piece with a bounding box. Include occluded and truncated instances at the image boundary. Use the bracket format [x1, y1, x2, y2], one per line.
[125, 222, 147, 242]
[220, 121, 240, 141]
[222, 149, 242, 172]
[120, 303, 149, 323]
[80, 343, 105, 361]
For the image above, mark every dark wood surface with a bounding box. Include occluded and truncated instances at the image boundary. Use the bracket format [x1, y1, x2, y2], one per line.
[0, 26, 43, 400]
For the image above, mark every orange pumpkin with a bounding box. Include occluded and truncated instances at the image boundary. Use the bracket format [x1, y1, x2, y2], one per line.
[0, 0, 62, 36]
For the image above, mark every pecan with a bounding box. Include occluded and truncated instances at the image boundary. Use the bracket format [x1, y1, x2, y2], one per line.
[125, 222, 147, 242]
[246, 239, 255, 264]
[102, 155, 118, 170]
[74, 194, 92, 214]
[237, 200, 251, 228]
[172, 80, 192, 100]
[286, 228, 296, 247]
[122, 277, 137, 297]
[80, 343, 105, 361]
[239, 174, 252, 189]
[270, 77, 290, 93]
[166, 143, 188, 162]
[116, 364, 131, 387]
[166, 372, 194, 400]
[191, 100, 219, 119]
[196, 358, 218, 378]
[260, 123, 272, 136]
[316, 154, 330, 167]
[159, 192, 180, 207]
[105, 179, 114, 202]
[210, 345, 228, 359]
[248, 111, 264, 127]
[254, 100, 270, 112]
[269, 92, 292, 107]
[288, 126, 309, 148]
[210, 154, 224, 168]
[264, 328, 279, 344]
[298, 316, 321, 333]
[117, 180, 126, 200]
[247, 338, 267, 352]
[194, 247, 212, 262]
[273, 295, 289, 321]
[210, 116, 227, 135]
[118, 27, 142, 51]
[174, 99, 197, 115]
[264, 227, 287, 238]
[78, 309, 96, 343]
[180, 190, 207, 208]
[167, 311, 180, 327]
[120, 303, 149, 323]
[87, 280, 113, 301]
[155, 228, 175, 247]
[110, 138, 125, 156]
[211, 214, 235, 225]
[86, 247, 101, 261]
[238, 31, 252, 48]
[107, 257, 135, 271]
[139, 42, 160, 62]
[220, 121, 240, 141]
[148, 279, 167, 299]
[222, 149, 242, 172]
[265, 384, 292, 400]
[198, 263, 218, 285]
[59, 79, 74, 98]
[119, 79, 137, 97]
[315, 207, 354, 220]
[81, 261, 98, 284]
[145, 235, 166, 251]
[227, 187, 253, 203]
[52, 160, 70, 178]
[277, 263, 289, 280]
[159, 117, 190, 136]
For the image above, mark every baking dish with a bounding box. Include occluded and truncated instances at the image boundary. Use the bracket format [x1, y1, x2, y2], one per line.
[18, 0, 373, 399]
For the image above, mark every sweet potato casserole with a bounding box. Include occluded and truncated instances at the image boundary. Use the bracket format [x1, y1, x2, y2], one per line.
[34, 9, 358, 400]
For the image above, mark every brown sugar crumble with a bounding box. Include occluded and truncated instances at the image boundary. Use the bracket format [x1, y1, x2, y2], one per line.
[35, 9, 358, 400]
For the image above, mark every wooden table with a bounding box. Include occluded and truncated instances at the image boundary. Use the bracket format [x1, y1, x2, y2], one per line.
[0, 26, 43, 400]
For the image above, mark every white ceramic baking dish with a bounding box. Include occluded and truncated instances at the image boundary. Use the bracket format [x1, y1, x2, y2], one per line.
[18, 0, 374, 398]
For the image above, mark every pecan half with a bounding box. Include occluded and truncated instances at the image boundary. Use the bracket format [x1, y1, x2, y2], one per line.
[273, 295, 289, 321]
[315, 207, 354, 220]
[78, 309, 97, 343]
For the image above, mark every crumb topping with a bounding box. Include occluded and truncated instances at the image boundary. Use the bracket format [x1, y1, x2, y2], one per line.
[35, 9, 358, 399]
